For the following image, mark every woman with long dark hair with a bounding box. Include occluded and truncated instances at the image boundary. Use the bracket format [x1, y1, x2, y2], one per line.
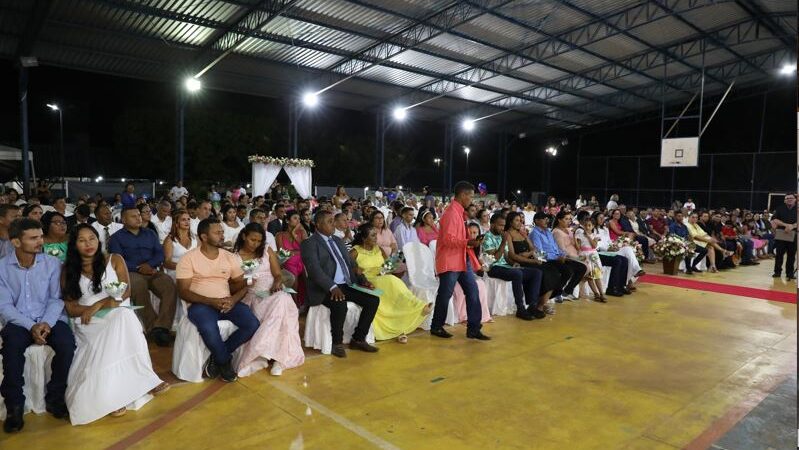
[136, 203, 159, 236]
[276, 210, 307, 307]
[62, 224, 168, 424]
[221, 204, 243, 248]
[232, 223, 304, 377]
[350, 223, 431, 343]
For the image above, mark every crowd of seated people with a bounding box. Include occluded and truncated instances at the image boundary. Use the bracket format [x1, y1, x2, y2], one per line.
[0, 183, 793, 433]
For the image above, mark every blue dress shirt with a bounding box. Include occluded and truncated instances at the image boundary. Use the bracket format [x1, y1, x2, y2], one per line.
[0, 252, 66, 330]
[108, 227, 165, 272]
[529, 227, 566, 261]
[669, 221, 689, 239]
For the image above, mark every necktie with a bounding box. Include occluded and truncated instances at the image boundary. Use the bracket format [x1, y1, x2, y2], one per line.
[104, 226, 111, 253]
[326, 238, 351, 285]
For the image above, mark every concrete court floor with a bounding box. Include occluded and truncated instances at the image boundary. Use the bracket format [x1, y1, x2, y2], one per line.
[1, 261, 795, 450]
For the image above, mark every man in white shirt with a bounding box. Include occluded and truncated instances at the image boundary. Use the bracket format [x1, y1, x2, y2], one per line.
[393, 207, 418, 250]
[91, 204, 123, 253]
[169, 181, 189, 202]
[150, 199, 173, 243]
[683, 198, 696, 213]
[191, 200, 213, 237]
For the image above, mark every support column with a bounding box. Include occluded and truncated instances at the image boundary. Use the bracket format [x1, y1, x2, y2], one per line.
[635, 156, 641, 207]
[289, 100, 299, 158]
[708, 154, 715, 208]
[19, 67, 30, 197]
[442, 124, 449, 193]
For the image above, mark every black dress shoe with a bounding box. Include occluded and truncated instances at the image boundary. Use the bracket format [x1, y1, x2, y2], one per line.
[150, 327, 174, 347]
[515, 310, 535, 321]
[349, 340, 379, 353]
[466, 330, 491, 340]
[203, 356, 220, 379]
[526, 307, 546, 319]
[772, 272, 782, 278]
[430, 328, 453, 338]
[788, 276, 796, 281]
[606, 289, 624, 297]
[331, 344, 347, 358]
[46, 401, 69, 420]
[622, 288, 632, 295]
[3, 404, 23, 433]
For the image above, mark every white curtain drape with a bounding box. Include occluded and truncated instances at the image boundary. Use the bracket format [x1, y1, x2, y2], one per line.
[283, 165, 312, 199]
[251, 163, 282, 197]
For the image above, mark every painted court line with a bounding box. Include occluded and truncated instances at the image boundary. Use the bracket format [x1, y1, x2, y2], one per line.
[106, 381, 227, 450]
[639, 274, 796, 303]
[682, 361, 795, 450]
[269, 380, 401, 450]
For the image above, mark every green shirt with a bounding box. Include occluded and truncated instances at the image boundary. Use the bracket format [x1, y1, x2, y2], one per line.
[481, 231, 511, 268]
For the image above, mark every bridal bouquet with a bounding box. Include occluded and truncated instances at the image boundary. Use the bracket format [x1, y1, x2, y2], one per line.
[277, 248, 292, 263]
[479, 251, 496, 268]
[379, 258, 396, 276]
[46, 248, 63, 259]
[240, 259, 260, 285]
[104, 281, 128, 299]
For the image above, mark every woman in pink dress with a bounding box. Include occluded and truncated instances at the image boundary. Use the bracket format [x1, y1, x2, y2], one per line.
[415, 207, 439, 246]
[276, 210, 307, 307]
[370, 210, 397, 258]
[234, 223, 304, 377]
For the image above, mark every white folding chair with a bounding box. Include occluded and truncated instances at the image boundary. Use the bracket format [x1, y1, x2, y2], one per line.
[403, 242, 457, 329]
[303, 303, 376, 354]
[428, 239, 437, 255]
[172, 301, 239, 383]
[482, 275, 516, 316]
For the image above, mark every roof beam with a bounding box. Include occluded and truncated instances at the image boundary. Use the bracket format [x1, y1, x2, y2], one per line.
[576, 46, 791, 117]
[191, 0, 297, 78]
[86, 0, 600, 123]
[734, 0, 796, 49]
[338, 0, 641, 114]
[652, 0, 768, 76]
[491, 15, 794, 109]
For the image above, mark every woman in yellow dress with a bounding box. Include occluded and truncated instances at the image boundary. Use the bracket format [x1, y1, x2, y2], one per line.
[350, 223, 432, 343]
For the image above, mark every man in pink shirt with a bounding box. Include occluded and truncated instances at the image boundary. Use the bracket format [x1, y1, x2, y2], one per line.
[431, 181, 490, 340]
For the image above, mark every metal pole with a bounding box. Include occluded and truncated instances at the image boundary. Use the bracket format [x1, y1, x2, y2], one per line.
[19, 67, 30, 197]
[447, 125, 454, 192]
[698, 39, 705, 141]
[576, 134, 582, 201]
[58, 109, 64, 180]
[290, 101, 299, 158]
[442, 124, 449, 193]
[670, 168, 675, 205]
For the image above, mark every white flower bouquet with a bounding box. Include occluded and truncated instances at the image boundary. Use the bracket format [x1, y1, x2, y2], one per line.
[379, 258, 396, 276]
[479, 252, 496, 268]
[104, 281, 128, 299]
[240, 259, 260, 285]
[277, 248, 293, 262]
[46, 248, 63, 258]
[609, 235, 644, 262]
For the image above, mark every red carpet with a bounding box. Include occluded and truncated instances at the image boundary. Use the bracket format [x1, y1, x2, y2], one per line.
[639, 274, 796, 304]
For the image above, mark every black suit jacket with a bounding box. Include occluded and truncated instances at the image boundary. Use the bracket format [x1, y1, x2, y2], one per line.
[267, 218, 283, 236]
[300, 233, 367, 307]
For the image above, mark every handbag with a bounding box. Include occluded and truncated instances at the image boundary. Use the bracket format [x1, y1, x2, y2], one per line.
[774, 228, 796, 242]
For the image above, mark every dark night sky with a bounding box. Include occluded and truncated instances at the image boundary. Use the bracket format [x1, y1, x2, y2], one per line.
[0, 62, 795, 205]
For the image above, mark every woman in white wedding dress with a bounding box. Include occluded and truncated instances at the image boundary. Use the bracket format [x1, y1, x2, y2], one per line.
[163, 209, 198, 326]
[62, 224, 169, 425]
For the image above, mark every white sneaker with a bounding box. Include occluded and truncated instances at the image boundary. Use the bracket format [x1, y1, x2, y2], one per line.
[270, 363, 283, 376]
[564, 294, 577, 302]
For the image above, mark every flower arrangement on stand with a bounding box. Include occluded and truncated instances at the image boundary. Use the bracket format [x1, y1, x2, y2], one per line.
[652, 234, 696, 275]
[248, 155, 315, 167]
[608, 235, 644, 263]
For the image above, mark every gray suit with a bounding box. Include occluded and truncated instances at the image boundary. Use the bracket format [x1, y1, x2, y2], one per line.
[300, 232, 378, 344]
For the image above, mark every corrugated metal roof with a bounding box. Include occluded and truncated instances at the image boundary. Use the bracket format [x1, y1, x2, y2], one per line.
[679, 2, 746, 30]
[628, 16, 697, 47]
[262, 16, 375, 53]
[422, 33, 505, 62]
[389, 49, 471, 74]
[0, 0, 789, 133]
[581, 34, 649, 60]
[360, 65, 435, 88]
